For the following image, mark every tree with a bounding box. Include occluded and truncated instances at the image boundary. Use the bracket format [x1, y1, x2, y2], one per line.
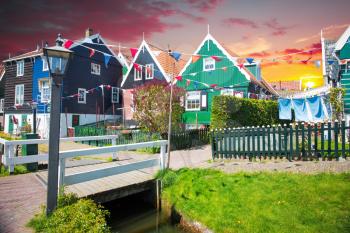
[329, 87, 345, 121]
[132, 81, 185, 134]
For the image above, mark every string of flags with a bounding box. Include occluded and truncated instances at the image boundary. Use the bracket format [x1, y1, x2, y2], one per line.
[61, 84, 121, 100]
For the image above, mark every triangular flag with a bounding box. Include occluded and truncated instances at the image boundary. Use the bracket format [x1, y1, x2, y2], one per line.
[210, 84, 218, 88]
[175, 75, 182, 81]
[133, 63, 141, 72]
[171, 51, 181, 61]
[189, 72, 197, 76]
[246, 58, 254, 64]
[130, 48, 138, 58]
[238, 63, 244, 69]
[64, 40, 74, 49]
[89, 48, 95, 58]
[222, 67, 227, 71]
[211, 56, 222, 62]
[186, 79, 191, 86]
[104, 53, 112, 68]
[192, 55, 201, 63]
[327, 60, 335, 65]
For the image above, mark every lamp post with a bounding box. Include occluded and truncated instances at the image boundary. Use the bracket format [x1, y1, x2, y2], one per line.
[44, 34, 72, 215]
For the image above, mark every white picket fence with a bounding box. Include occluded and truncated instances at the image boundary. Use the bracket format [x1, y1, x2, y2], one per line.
[0, 135, 168, 189]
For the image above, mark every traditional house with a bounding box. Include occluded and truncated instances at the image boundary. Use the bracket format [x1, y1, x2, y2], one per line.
[334, 26, 350, 119]
[2, 29, 124, 137]
[120, 39, 183, 126]
[176, 32, 277, 129]
[0, 64, 5, 129]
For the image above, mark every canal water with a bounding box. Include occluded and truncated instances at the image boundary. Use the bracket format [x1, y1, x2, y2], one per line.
[103, 191, 184, 233]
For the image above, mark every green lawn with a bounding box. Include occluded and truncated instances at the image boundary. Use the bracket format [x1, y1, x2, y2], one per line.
[159, 169, 350, 233]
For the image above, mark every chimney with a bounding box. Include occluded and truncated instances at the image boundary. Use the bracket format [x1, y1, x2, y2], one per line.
[85, 28, 93, 38]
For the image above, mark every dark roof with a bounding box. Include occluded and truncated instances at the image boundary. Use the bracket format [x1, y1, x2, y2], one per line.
[3, 49, 43, 62]
[242, 67, 278, 96]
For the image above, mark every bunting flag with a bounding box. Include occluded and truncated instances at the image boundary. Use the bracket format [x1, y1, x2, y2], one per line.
[104, 53, 112, 68]
[194, 81, 199, 90]
[133, 63, 141, 71]
[64, 40, 74, 49]
[189, 72, 197, 76]
[89, 48, 95, 58]
[171, 51, 181, 61]
[210, 84, 218, 88]
[339, 59, 348, 65]
[327, 60, 335, 65]
[186, 79, 191, 86]
[238, 63, 244, 69]
[175, 75, 183, 81]
[192, 55, 201, 63]
[222, 67, 227, 71]
[246, 58, 254, 64]
[130, 48, 138, 58]
[106, 85, 111, 90]
[301, 57, 312, 65]
[211, 56, 221, 62]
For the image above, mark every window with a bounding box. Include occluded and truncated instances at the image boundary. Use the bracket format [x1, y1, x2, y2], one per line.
[203, 57, 215, 71]
[78, 88, 86, 104]
[17, 60, 24, 76]
[185, 91, 201, 111]
[111, 87, 119, 103]
[40, 80, 51, 103]
[134, 66, 142, 81]
[91, 63, 101, 75]
[221, 89, 234, 96]
[15, 84, 24, 105]
[145, 64, 154, 79]
[0, 99, 3, 113]
[42, 57, 49, 71]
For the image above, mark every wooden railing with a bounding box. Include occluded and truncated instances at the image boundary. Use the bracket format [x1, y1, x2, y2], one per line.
[211, 121, 350, 160]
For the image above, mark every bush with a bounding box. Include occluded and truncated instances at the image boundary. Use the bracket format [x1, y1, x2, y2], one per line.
[28, 194, 110, 233]
[211, 96, 289, 129]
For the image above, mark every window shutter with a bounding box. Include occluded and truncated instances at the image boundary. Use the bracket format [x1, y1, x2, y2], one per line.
[200, 91, 207, 111]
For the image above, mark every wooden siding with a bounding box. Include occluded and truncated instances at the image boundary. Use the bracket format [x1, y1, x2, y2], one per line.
[4, 59, 34, 114]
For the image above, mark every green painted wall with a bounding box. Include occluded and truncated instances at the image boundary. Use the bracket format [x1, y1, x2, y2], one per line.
[338, 39, 350, 60]
[177, 38, 250, 125]
[338, 37, 350, 113]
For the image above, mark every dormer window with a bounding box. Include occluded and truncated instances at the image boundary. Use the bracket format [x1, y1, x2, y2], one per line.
[203, 57, 215, 71]
[91, 63, 101, 75]
[17, 60, 24, 76]
[145, 64, 154, 80]
[134, 66, 142, 81]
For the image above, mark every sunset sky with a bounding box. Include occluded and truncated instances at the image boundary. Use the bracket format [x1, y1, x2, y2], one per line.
[0, 0, 349, 86]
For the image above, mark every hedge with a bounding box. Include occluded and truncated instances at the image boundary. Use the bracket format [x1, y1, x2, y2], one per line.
[211, 96, 288, 129]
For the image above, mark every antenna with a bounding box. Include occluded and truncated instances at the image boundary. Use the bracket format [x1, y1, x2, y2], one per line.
[207, 24, 210, 51]
[207, 24, 210, 35]
[118, 43, 121, 54]
[142, 32, 145, 53]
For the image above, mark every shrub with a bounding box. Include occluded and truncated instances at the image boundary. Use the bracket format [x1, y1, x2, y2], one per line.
[211, 96, 289, 129]
[28, 194, 110, 233]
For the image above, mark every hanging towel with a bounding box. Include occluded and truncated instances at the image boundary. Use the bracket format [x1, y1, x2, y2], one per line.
[306, 96, 324, 122]
[292, 98, 310, 122]
[278, 98, 292, 120]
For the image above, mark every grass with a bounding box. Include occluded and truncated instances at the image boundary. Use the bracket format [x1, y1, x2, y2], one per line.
[0, 164, 29, 177]
[158, 169, 350, 233]
[28, 193, 110, 233]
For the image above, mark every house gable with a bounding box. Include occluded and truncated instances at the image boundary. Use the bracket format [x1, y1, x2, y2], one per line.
[335, 26, 350, 58]
[121, 40, 169, 89]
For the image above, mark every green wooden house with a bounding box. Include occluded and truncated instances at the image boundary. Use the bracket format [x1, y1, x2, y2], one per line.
[334, 26, 350, 115]
[176, 33, 277, 129]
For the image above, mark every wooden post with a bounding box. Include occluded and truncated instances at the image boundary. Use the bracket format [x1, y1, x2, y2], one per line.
[341, 120, 346, 159]
[307, 123, 312, 159]
[289, 123, 293, 161]
[334, 120, 339, 159]
[295, 123, 299, 159]
[301, 123, 306, 160]
[160, 144, 167, 170]
[314, 123, 318, 159]
[327, 121, 332, 158]
[112, 137, 118, 161]
[7, 144, 15, 173]
[321, 122, 325, 159]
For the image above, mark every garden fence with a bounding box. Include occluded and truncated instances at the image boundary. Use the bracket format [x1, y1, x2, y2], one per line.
[211, 121, 350, 160]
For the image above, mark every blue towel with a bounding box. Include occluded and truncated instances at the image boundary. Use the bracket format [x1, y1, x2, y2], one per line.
[307, 96, 324, 121]
[278, 98, 292, 120]
[292, 98, 309, 122]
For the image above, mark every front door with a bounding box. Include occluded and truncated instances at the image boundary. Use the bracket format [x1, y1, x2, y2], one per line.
[72, 115, 80, 127]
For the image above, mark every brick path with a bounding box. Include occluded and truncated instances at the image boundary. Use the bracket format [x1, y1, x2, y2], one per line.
[0, 174, 46, 233]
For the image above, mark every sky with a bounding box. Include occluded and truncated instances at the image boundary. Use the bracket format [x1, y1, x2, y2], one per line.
[0, 0, 349, 86]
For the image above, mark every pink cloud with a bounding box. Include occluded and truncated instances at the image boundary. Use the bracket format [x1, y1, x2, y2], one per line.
[264, 18, 295, 36]
[223, 17, 259, 28]
[184, 0, 223, 12]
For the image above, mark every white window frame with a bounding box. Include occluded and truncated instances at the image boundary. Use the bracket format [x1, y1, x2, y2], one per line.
[0, 99, 4, 113]
[91, 63, 101, 75]
[111, 87, 119, 103]
[15, 84, 24, 105]
[17, 60, 24, 77]
[145, 64, 154, 80]
[42, 57, 49, 71]
[134, 66, 142, 81]
[203, 57, 215, 71]
[185, 91, 201, 111]
[78, 88, 86, 104]
[39, 79, 51, 103]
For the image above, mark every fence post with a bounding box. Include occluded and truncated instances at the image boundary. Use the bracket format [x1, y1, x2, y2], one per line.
[7, 144, 15, 173]
[295, 123, 299, 159]
[267, 125, 271, 159]
[112, 136, 118, 161]
[327, 121, 332, 158]
[160, 144, 167, 170]
[289, 123, 293, 161]
[341, 120, 346, 159]
[334, 120, 339, 160]
[321, 122, 325, 160]
[58, 157, 66, 194]
[314, 123, 318, 160]
[283, 124, 288, 159]
[301, 123, 306, 160]
[262, 126, 266, 159]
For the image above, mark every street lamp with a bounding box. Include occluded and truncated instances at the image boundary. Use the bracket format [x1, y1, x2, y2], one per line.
[44, 34, 72, 215]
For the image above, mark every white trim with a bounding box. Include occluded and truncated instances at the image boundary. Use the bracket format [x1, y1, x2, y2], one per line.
[178, 33, 250, 82]
[335, 26, 350, 51]
[16, 60, 24, 77]
[3, 52, 43, 63]
[203, 57, 215, 71]
[185, 91, 201, 111]
[0, 67, 5, 81]
[15, 84, 24, 105]
[121, 40, 170, 88]
[77, 88, 86, 104]
[145, 63, 154, 79]
[134, 65, 142, 81]
[42, 57, 49, 71]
